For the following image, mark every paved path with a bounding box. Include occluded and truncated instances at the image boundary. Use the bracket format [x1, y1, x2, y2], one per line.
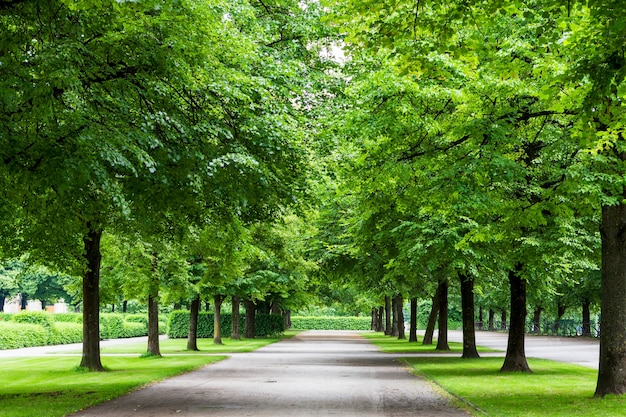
[446, 330, 600, 369]
[68, 331, 469, 417]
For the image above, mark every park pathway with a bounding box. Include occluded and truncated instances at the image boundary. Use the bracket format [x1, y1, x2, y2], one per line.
[69, 330, 469, 417]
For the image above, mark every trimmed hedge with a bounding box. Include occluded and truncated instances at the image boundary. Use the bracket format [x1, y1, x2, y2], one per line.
[290, 316, 371, 330]
[167, 310, 284, 338]
[49, 322, 83, 345]
[0, 322, 49, 349]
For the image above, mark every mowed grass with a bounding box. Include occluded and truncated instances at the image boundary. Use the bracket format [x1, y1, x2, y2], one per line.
[360, 332, 498, 353]
[365, 333, 626, 417]
[0, 333, 296, 417]
[0, 355, 224, 417]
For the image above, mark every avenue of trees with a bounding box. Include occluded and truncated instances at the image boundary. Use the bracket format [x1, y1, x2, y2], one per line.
[2, 0, 626, 400]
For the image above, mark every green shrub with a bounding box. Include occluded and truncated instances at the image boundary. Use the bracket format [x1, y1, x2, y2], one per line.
[0, 313, 12, 322]
[123, 322, 147, 338]
[100, 314, 125, 339]
[11, 311, 54, 330]
[167, 310, 283, 338]
[255, 314, 285, 337]
[124, 314, 148, 326]
[290, 316, 371, 330]
[0, 322, 48, 349]
[49, 322, 83, 345]
[52, 313, 82, 323]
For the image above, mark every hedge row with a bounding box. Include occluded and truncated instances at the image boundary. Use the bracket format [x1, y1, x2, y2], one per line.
[0, 311, 162, 350]
[290, 316, 371, 330]
[167, 310, 284, 338]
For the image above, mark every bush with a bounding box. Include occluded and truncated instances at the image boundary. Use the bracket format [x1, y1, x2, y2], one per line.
[0, 321, 48, 349]
[123, 322, 147, 338]
[290, 316, 371, 330]
[49, 322, 83, 345]
[11, 311, 54, 330]
[0, 313, 12, 322]
[167, 310, 283, 338]
[52, 313, 82, 323]
[100, 314, 125, 339]
[255, 314, 285, 337]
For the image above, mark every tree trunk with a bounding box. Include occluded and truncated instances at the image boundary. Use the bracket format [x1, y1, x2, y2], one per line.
[147, 293, 161, 357]
[270, 300, 280, 315]
[436, 280, 450, 351]
[79, 226, 104, 372]
[205, 301, 211, 312]
[395, 294, 405, 340]
[284, 309, 291, 329]
[214, 294, 224, 345]
[384, 296, 391, 335]
[390, 296, 399, 337]
[187, 295, 200, 351]
[582, 298, 592, 337]
[370, 308, 377, 330]
[231, 296, 241, 340]
[122, 300, 128, 313]
[244, 299, 256, 339]
[460, 274, 480, 359]
[532, 306, 543, 334]
[488, 308, 495, 331]
[20, 294, 27, 310]
[596, 202, 626, 396]
[377, 306, 384, 332]
[0, 295, 4, 312]
[146, 255, 161, 357]
[409, 297, 418, 343]
[501, 309, 507, 330]
[423, 291, 440, 345]
[477, 305, 484, 330]
[501, 267, 531, 372]
[556, 302, 566, 334]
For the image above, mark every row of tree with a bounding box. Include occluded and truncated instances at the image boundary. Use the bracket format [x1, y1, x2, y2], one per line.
[312, 0, 626, 398]
[0, 0, 337, 371]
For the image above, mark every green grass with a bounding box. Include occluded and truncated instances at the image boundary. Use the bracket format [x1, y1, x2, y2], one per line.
[0, 355, 225, 417]
[401, 356, 626, 417]
[361, 332, 499, 353]
[0, 332, 297, 417]
[366, 332, 626, 416]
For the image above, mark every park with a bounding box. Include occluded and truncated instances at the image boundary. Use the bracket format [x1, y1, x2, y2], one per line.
[2, 0, 626, 415]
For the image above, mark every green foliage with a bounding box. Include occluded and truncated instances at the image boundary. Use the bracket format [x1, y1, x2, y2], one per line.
[52, 313, 83, 323]
[49, 322, 83, 345]
[254, 314, 285, 337]
[11, 311, 54, 330]
[167, 310, 283, 338]
[291, 316, 371, 330]
[99, 313, 149, 339]
[0, 313, 11, 322]
[0, 322, 48, 349]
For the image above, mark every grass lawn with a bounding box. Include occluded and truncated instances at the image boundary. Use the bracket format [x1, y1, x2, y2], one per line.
[361, 332, 499, 354]
[364, 333, 626, 417]
[0, 332, 296, 417]
[403, 356, 626, 417]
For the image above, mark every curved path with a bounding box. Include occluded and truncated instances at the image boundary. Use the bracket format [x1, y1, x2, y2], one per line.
[69, 331, 469, 417]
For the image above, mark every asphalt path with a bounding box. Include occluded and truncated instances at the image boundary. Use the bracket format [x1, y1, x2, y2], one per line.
[67, 331, 469, 417]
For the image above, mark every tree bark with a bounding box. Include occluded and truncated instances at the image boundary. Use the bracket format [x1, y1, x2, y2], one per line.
[436, 280, 450, 351]
[79, 226, 104, 372]
[214, 294, 224, 345]
[501, 267, 531, 372]
[556, 302, 566, 334]
[478, 305, 484, 330]
[0, 295, 5, 312]
[582, 298, 592, 337]
[284, 309, 292, 329]
[244, 299, 256, 339]
[122, 300, 128, 313]
[409, 297, 418, 342]
[270, 300, 280, 315]
[532, 306, 543, 334]
[370, 308, 377, 330]
[596, 203, 626, 396]
[231, 296, 241, 340]
[460, 274, 480, 359]
[384, 296, 391, 335]
[488, 308, 495, 331]
[390, 296, 399, 337]
[187, 295, 200, 351]
[423, 291, 440, 345]
[146, 255, 161, 357]
[377, 306, 384, 332]
[395, 294, 405, 340]
[501, 309, 507, 330]
[147, 293, 161, 357]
